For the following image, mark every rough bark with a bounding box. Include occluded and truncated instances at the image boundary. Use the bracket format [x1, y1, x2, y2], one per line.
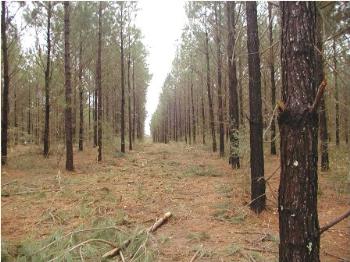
[1, 1, 9, 165]
[316, 8, 329, 171]
[132, 58, 136, 142]
[205, 29, 217, 152]
[43, 2, 52, 156]
[64, 2, 74, 171]
[97, 2, 102, 161]
[279, 2, 320, 261]
[215, 3, 225, 157]
[246, 1, 265, 213]
[190, 69, 196, 144]
[226, 1, 240, 168]
[268, 2, 277, 155]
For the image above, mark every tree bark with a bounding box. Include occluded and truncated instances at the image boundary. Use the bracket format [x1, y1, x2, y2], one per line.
[215, 3, 225, 157]
[64, 2, 74, 171]
[120, 3, 126, 153]
[97, 2, 102, 161]
[1, 1, 9, 165]
[190, 68, 196, 144]
[127, 20, 132, 151]
[132, 58, 136, 142]
[246, 1, 265, 213]
[44, 2, 52, 157]
[205, 29, 217, 152]
[316, 8, 329, 171]
[268, 2, 277, 155]
[226, 1, 240, 168]
[279, 2, 320, 261]
[78, 35, 84, 151]
[333, 39, 340, 146]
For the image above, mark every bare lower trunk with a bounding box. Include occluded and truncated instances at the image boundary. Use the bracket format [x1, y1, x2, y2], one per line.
[279, 2, 320, 261]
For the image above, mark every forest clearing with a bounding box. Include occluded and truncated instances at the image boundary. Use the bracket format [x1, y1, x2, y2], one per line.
[1, 141, 349, 261]
[1, 1, 350, 261]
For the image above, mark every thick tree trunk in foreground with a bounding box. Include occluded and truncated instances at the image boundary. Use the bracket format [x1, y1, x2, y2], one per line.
[279, 2, 320, 261]
[44, 2, 52, 157]
[1, 1, 9, 165]
[120, 3, 126, 153]
[268, 2, 277, 155]
[205, 30, 217, 152]
[64, 2, 74, 171]
[246, 1, 265, 213]
[97, 2, 102, 161]
[226, 1, 240, 168]
[316, 8, 329, 171]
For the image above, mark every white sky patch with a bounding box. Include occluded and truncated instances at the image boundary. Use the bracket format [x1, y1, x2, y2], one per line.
[135, 0, 187, 136]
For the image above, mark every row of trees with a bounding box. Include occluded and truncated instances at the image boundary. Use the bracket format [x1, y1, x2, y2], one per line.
[1, 2, 151, 168]
[150, 2, 349, 261]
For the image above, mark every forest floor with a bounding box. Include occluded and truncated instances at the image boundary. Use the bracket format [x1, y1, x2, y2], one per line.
[1, 140, 350, 261]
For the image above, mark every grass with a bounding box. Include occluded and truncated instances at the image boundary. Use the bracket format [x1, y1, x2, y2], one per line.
[212, 201, 248, 224]
[187, 231, 210, 243]
[184, 165, 224, 177]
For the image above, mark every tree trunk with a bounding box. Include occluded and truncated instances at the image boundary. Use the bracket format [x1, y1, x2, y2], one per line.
[120, 3, 126, 153]
[190, 69, 196, 143]
[44, 2, 52, 157]
[333, 39, 340, 146]
[97, 2, 102, 161]
[132, 58, 136, 142]
[28, 85, 31, 135]
[279, 2, 320, 261]
[93, 85, 97, 147]
[1, 1, 9, 165]
[238, 56, 244, 126]
[127, 22, 132, 151]
[64, 2, 74, 171]
[205, 30, 217, 152]
[215, 3, 224, 157]
[226, 1, 240, 168]
[78, 35, 84, 151]
[246, 1, 265, 213]
[201, 84, 206, 145]
[268, 2, 277, 155]
[316, 8, 329, 171]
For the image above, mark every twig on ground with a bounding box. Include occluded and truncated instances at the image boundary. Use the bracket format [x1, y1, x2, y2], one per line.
[190, 249, 201, 262]
[323, 250, 349, 262]
[320, 208, 350, 235]
[2, 180, 18, 187]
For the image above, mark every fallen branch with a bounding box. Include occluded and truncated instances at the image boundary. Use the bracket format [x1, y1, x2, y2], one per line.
[320, 208, 350, 235]
[243, 246, 278, 254]
[102, 212, 172, 259]
[189, 249, 201, 262]
[323, 250, 349, 262]
[10, 188, 61, 196]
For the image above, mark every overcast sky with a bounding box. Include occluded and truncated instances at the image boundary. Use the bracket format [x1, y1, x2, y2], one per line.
[135, 0, 187, 135]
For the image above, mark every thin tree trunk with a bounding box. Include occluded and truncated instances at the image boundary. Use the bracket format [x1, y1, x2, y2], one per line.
[93, 85, 97, 147]
[333, 39, 340, 146]
[226, 1, 240, 168]
[190, 68, 196, 143]
[64, 2, 74, 171]
[127, 21, 132, 151]
[132, 58, 136, 142]
[316, 8, 329, 171]
[44, 2, 52, 157]
[78, 35, 84, 151]
[215, 3, 224, 157]
[268, 2, 277, 155]
[120, 3, 126, 153]
[238, 56, 244, 126]
[205, 30, 217, 152]
[279, 2, 320, 261]
[14, 85, 18, 145]
[28, 85, 31, 135]
[97, 2, 102, 161]
[1, 1, 9, 165]
[201, 83, 206, 145]
[246, 1, 265, 213]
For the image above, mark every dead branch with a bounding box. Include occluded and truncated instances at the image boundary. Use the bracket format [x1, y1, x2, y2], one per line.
[102, 212, 172, 259]
[309, 79, 327, 113]
[243, 246, 278, 254]
[323, 250, 349, 262]
[190, 249, 201, 262]
[2, 180, 18, 187]
[147, 212, 172, 233]
[320, 209, 350, 235]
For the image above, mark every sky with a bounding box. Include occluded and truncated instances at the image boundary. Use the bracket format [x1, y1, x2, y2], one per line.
[135, 0, 187, 136]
